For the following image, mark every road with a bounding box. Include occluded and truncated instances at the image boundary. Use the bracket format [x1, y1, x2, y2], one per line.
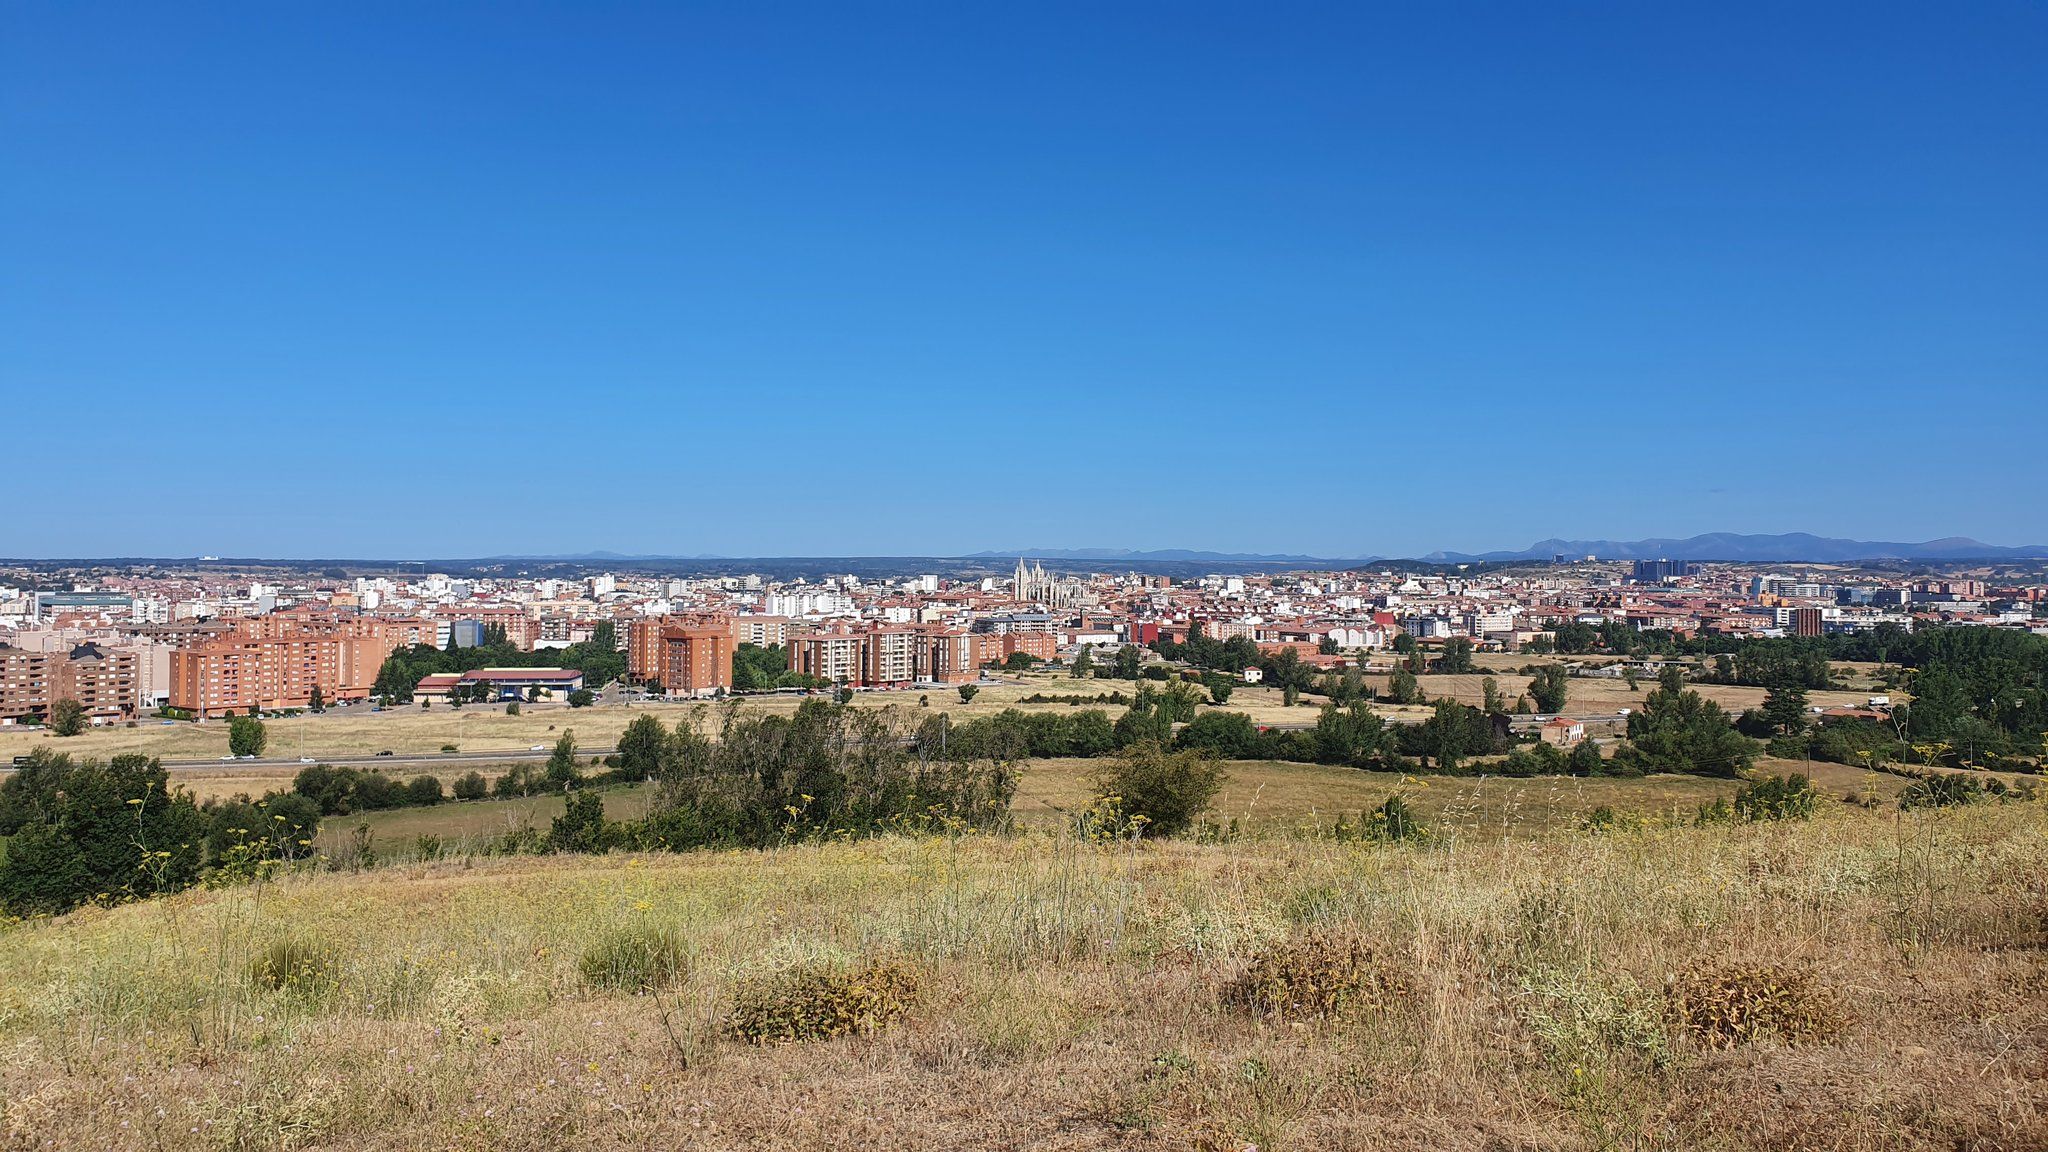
[161, 746, 617, 771]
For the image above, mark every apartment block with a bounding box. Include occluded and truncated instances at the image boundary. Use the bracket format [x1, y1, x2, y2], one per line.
[787, 623, 979, 687]
[167, 616, 417, 716]
[628, 614, 734, 684]
[0, 642, 142, 724]
[659, 625, 735, 696]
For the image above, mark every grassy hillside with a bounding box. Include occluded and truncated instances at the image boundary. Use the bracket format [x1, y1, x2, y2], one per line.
[1, 802, 2041, 1150]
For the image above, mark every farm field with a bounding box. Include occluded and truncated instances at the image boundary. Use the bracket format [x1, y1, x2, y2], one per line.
[1, 802, 2041, 1150]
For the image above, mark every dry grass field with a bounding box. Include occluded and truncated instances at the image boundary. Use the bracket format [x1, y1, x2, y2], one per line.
[1, 802, 2042, 1151]
[292, 754, 1922, 867]
[0, 674, 1145, 762]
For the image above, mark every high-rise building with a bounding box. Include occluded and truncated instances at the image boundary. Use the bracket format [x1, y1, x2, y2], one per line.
[1791, 607, 1824, 638]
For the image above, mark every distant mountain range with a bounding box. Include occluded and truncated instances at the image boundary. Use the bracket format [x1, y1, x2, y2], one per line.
[987, 534, 2048, 566]
[963, 548, 1349, 564]
[1416, 533, 2048, 564]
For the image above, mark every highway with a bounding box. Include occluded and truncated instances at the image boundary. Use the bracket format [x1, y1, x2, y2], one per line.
[161, 746, 612, 771]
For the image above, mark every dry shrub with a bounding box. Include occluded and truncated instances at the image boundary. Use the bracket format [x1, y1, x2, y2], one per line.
[579, 925, 689, 993]
[1223, 933, 1411, 1019]
[249, 938, 332, 993]
[724, 958, 919, 1043]
[1666, 962, 1838, 1050]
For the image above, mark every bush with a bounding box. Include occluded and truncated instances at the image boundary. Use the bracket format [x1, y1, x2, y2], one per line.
[1331, 794, 1427, 843]
[1734, 772, 1817, 821]
[1900, 772, 1984, 810]
[1224, 934, 1412, 1019]
[405, 775, 444, 806]
[1092, 743, 1226, 838]
[1666, 962, 1837, 1050]
[724, 959, 919, 1043]
[250, 938, 332, 994]
[549, 790, 614, 853]
[579, 925, 689, 993]
[452, 771, 489, 800]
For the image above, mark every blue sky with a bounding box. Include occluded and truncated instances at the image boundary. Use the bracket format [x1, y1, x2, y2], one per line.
[4, 2, 2043, 559]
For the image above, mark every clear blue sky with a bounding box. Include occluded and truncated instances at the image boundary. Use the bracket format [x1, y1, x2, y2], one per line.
[4, 2, 2043, 559]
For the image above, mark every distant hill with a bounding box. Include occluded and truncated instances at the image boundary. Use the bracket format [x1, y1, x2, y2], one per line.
[1419, 533, 2048, 564]
[964, 548, 1370, 565]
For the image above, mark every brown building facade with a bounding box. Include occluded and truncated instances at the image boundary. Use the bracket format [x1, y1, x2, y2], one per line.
[0, 642, 142, 724]
[168, 616, 419, 717]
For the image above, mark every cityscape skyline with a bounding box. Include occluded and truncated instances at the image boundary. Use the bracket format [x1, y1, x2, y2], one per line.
[6, 3, 2045, 558]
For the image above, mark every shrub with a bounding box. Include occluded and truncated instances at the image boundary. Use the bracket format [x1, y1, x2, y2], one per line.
[1224, 934, 1411, 1019]
[1734, 772, 1818, 821]
[1332, 794, 1427, 843]
[1900, 773, 1984, 810]
[1666, 962, 1837, 1050]
[452, 771, 489, 801]
[1092, 742, 1226, 838]
[549, 790, 615, 853]
[250, 938, 332, 994]
[405, 775, 444, 806]
[579, 925, 689, 993]
[725, 959, 919, 1043]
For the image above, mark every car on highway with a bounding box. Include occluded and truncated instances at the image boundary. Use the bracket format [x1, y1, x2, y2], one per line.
[237, 754, 256, 760]
[376, 750, 393, 757]
[530, 744, 547, 751]
[299, 756, 317, 764]
[219, 755, 235, 761]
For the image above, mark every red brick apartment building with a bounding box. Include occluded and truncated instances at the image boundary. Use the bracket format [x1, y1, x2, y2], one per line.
[168, 615, 422, 717]
[0, 642, 142, 724]
[787, 623, 983, 688]
[627, 615, 737, 690]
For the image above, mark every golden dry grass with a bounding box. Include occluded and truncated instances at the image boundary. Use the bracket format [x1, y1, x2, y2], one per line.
[2, 802, 2043, 1151]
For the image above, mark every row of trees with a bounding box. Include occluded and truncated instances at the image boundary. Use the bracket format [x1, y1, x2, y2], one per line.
[0, 749, 321, 916]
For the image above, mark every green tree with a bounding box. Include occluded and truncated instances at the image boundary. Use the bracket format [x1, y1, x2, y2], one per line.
[1481, 676, 1504, 716]
[1567, 738, 1605, 776]
[567, 688, 596, 708]
[549, 790, 614, 853]
[958, 683, 980, 704]
[1070, 646, 1095, 679]
[1436, 637, 1475, 674]
[1203, 674, 1235, 705]
[1528, 665, 1569, 714]
[307, 685, 325, 713]
[228, 715, 268, 758]
[1614, 678, 1755, 778]
[50, 698, 87, 737]
[1761, 680, 1811, 738]
[0, 751, 209, 915]
[1114, 645, 1144, 681]
[1092, 743, 1226, 837]
[617, 714, 668, 779]
[545, 730, 581, 790]
[1385, 667, 1420, 705]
